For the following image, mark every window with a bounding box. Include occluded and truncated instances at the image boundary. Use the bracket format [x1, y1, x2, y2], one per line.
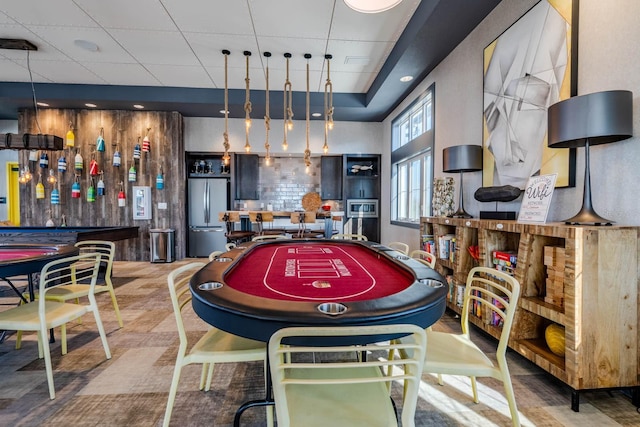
[391, 85, 435, 226]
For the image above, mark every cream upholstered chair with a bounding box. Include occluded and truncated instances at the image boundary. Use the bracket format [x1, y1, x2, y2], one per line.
[163, 262, 272, 427]
[420, 267, 521, 426]
[269, 324, 426, 427]
[387, 241, 409, 254]
[0, 253, 111, 399]
[225, 242, 236, 251]
[252, 235, 291, 242]
[410, 249, 436, 269]
[208, 251, 223, 261]
[17, 240, 122, 353]
[330, 233, 368, 241]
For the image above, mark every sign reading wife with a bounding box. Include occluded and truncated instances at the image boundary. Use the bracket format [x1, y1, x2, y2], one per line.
[517, 174, 557, 224]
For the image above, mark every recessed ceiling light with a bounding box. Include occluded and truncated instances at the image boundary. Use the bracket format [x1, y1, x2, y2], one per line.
[312, 112, 322, 117]
[36, 102, 49, 107]
[85, 103, 97, 108]
[74, 39, 99, 52]
[344, 0, 403, 13]
[400, 75, 413, 82]
[133, 104, 145, 109]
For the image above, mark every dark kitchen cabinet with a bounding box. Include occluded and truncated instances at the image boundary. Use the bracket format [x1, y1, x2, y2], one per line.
[320, 156, 343, 200]
[234, 154, 259, 200]
[344, 155, 380, 199]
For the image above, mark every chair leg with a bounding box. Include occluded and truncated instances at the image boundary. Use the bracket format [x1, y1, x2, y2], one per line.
[502, 375, 521, 427]
[264, 358, 274, 427]
[204, 363, 215, 392]
[15, 330, 23, 350]
[61, 325, 67, 355]
[437, 373, 444, 386]
[39, 329, 56, 400]
[198, 363, 208, 390]
[163, 361, 184, 427]
[470, 376, 479, 403]
[91, 308, 112, 359]
[107, 287, 124, 328]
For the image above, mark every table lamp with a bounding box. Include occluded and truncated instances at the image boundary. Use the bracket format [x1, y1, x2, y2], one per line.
[547, 90, 633, 225]
[443, 145, 483, 218]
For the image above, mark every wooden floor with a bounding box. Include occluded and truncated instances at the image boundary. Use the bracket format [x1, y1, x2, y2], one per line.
[0, 260, 639, 426]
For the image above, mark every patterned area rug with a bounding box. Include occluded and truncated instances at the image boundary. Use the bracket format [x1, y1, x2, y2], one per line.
[0, 261, 638, 426]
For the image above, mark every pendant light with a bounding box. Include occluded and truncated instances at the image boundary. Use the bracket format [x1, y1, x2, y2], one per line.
[323, 54, 334, 154]
[264, 52, 272, 166]
[282, 52, 293, 150]
[243, 50, 252, 153]
[221, 49, 231, 165]
[304, 53, 312, 173]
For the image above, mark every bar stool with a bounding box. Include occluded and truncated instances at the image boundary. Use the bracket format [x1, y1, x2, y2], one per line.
[249, 211, 286, 236]
[290, 212, 322, 238]
[219, 211, 254, 245]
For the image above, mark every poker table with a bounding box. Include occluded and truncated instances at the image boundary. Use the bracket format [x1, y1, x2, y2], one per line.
[191, 239, 447, 426]
[191, 239, 447, 344]
[0, 243, 79, 302]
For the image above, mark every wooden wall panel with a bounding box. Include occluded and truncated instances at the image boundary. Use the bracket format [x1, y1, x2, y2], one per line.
[17, 109, 186, 261]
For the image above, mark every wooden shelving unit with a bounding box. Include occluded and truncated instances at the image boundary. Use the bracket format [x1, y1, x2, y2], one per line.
[420, 216, 640, 409]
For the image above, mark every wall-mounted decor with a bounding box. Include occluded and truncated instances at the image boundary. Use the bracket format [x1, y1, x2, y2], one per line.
[482, 0, 578, 189]
[132, 186, 151, 220]
[431, 177, 455, 217]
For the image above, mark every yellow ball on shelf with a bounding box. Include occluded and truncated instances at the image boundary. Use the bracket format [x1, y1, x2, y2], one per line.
[545, 323, 565, 357]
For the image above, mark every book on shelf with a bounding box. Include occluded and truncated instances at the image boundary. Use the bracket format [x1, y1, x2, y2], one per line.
[490, 296, 508, 327]
[437, 234, 456, 260]
[421, 234, 436, 255]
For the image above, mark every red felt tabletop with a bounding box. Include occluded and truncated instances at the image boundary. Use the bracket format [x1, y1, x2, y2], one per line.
[225, 242, 414, 302]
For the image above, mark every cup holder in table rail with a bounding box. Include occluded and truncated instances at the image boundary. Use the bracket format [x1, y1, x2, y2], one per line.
[198, 281, 223, 291]
[213, 257, 233, 262]
[395, 255, 410, 260]
[317, 302, 348, 316]
[419, 279, 444, 288]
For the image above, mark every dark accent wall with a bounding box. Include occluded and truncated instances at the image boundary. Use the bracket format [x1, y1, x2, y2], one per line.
[18, 109, 186, 261]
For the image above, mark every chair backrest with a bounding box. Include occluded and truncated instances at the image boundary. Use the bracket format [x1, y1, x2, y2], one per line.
[331, 233, 368, 241]
[387, 241, 409, 255]
[39, 252, 103, 314]
[208, 251, 223, 261]
[225, 242, 236, 251]
[410, 249, 436, 269]
[252, 235, 290, 242]
[74, 240, 115, 281]
[269, 324, 426, 427]
[462, 267, 521, 357]
[167, 262, 207, 352]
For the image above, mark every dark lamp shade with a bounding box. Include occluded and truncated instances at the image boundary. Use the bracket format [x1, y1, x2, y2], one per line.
[443, 145, 483, 173]
[548, 90, 633, 149]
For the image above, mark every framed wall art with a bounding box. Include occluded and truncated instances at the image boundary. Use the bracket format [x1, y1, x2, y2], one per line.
[482, 0, 578, 189]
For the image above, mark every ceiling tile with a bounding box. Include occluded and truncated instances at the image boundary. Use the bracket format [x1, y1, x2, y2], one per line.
[184, 32, 260, 68]
[75, 0, 175, 31]
[145, 63, 214, 87]
[162, 0, 254, 35]
[0, 0, 97, 27]
[81, 62, 158, 86]
[108, 29, 199, 66]
[14, 59, 107, 85]
[0, 24, 69, 61]
[329, 70, 377, 93]
[326, 39, 394, 73]
[249, 0, 333, 39]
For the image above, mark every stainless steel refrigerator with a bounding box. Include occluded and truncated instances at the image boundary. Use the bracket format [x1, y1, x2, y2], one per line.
[188, 178, 229, 257]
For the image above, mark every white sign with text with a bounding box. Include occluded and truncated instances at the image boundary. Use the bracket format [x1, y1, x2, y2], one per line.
[517, 174, 557, 224]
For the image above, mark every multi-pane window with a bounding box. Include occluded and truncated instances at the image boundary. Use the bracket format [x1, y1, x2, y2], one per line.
[391, 86, 435, 225]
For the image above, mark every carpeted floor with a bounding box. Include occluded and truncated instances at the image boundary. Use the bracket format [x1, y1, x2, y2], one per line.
[0, 260, 638, 426]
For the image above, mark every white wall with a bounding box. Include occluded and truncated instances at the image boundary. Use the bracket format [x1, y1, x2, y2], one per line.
[185, 117, 382, 155]
[381, 0, 640, 250]
[0, 120, 19, 221]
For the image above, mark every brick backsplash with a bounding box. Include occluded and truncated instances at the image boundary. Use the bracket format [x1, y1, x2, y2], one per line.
[236, 156, 322, 211]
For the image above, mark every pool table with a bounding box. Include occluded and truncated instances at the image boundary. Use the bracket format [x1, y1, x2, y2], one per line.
[0, 226, 139, 245]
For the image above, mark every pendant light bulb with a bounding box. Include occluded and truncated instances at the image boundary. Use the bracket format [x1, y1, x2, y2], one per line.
[328, 117, 334, 130]
[47, 169, 57, 184]
[245, 118, 252, 129]
[244, 142, 251, 153]
[287, 120, 293, 131]
[282, 140, 288, 151]
[323, 143, 329, 154]
[243, 50, 252, 154]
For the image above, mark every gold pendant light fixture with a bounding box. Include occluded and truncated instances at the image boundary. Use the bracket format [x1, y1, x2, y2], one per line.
[263, 52, 272, 166]
[243, 51, 252, 153]
[221, 49, 231, 165]
[323, 54, 334, 154]
[304, 53, 312, 173]
[282, 53, 294, 151]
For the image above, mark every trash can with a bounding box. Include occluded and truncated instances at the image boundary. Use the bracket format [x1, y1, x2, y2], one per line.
[150, 228, 175, 263]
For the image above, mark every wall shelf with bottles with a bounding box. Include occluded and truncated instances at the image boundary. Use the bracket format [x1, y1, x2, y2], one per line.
[186, 152, 229, 178]
[420, 216, 640, 409]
